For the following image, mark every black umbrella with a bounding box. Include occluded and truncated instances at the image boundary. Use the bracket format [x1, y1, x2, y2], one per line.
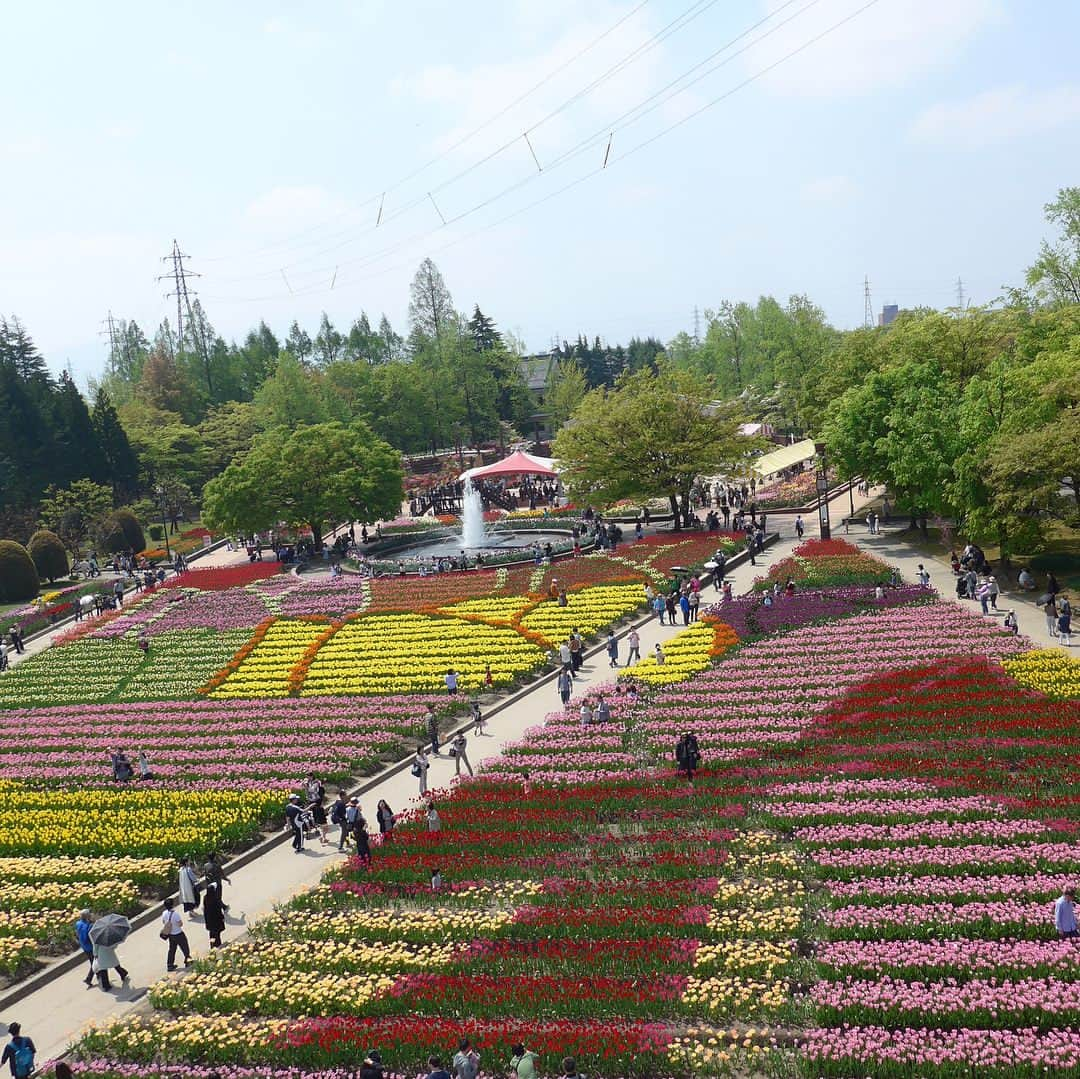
[1037, 593, 1054, 607]
[88, 913, 131, 948]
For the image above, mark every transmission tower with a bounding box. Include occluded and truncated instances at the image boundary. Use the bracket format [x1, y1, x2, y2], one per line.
[692, 305, 702, 345]
[863, 275, 873, 329]
[99, 310, 119, 366]
[157, 240, 200, 354]
[955, 276, 966, 315]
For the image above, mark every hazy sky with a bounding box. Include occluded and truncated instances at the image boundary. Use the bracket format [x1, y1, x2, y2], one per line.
[3, 0, 1078, 383]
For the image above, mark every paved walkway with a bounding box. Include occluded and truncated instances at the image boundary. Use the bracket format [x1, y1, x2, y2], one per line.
[9, 486, 879, 1060]
[846, 502, 1072, 654]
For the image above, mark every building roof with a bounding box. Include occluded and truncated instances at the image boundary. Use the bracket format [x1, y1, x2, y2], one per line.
[520, 352, 557, 392]
[752, 438, 818, 477]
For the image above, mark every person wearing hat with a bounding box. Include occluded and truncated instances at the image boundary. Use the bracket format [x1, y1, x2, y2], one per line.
[285, 794, 305, 853]
[359, 1050, 384, 1079]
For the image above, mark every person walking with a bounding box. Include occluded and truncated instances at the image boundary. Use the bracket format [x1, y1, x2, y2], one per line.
[331, 791, 350, 850]
[652, 593, 666, 623]
[1045, 594, 1059, 639]
[451, 730, 473, 777]
[1055, 886, 1078, 938]
[75, 909, 96, 986]
[426, 704, 441, 755]
[452, 1038, 480, 1079]
[2, 1024, 34, 1079]
[376, 799, 394, 839]
[569, 630, 583, 672]
[1059, 603, 1073, 647]
[605, 630, 619, 668]
[202, 879, 225, 948]
[557, 668, 572, 708]
[160, 899, 191, 971]
[354, 809, 372, 861]
[285, 794, 306, 853]
[625, 628, 640, 665]
[917, 564, 931, 589]
[413, 748, 430, 796]
[795, 515, 804, 539]
[92, 935, 129, 991]
[178, 857, 200, 914]
[987, 574, 1000, 610]
[508, 1044, 539, 1078]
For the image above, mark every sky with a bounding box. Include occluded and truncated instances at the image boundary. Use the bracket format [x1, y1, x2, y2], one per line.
[2, 0, 1079, 384]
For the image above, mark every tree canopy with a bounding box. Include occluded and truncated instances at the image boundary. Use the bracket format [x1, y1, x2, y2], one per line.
[202, 422, 404, 549]
[553, 366, 753, 527]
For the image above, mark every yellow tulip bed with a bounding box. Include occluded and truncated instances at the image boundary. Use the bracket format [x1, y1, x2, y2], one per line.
[1002, 647, 1080, 699]
[0, 855, 172, 884]
[517, 583, 646, 645]
[0, 788, 278, 857]
[0, 937, 36, 977]
[623, 619, 739, 686]
[209, 619, 333, 699]
[296, 614, 546, 696]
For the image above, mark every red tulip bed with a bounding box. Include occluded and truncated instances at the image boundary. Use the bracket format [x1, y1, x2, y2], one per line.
[64, 539, 1080, 1078]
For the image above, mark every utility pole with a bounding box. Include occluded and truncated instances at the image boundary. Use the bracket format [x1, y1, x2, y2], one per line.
[157, 240, 200, 362]
[955, 276, 966, 316]
[863, 275, 873, 329]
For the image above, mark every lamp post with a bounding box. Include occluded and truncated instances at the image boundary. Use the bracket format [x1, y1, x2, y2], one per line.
[814, 442, 831, 541]
[155, 484, 172, 561]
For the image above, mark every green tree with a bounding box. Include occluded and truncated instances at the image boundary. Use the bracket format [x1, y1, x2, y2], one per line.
[314, 312, 345, 366]
[38, 479, 114, 556]
[119, 401, 207, 491]
[92, 387, 140, 498]
[203, 422, 403, 550]
[1026, 187, 1080, 305]
[54, 371, 109, 485]
[554, 366, 750, 527]
[468, 305, 502, 352]
[252, 352, 338, 429]
[546, 360, 588, 430]
[408, 258, 454, 346]
[198, 401, 261, 475]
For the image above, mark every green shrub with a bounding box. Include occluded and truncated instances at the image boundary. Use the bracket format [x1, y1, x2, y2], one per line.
[99, 509, 145, 554]
[26, 529, 69, 583]
[148, 524, 164, 542]
[0, 541, 40, 602]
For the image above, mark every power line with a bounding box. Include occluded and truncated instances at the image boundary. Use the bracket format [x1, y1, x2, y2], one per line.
[204, 0, 885, 306]
[200, 0, 655, 266]
[208, 0, 747, 284]
[208, 0, 818, 296]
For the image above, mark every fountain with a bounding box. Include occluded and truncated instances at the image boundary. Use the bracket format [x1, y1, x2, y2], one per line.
[460, 479, 487, 548]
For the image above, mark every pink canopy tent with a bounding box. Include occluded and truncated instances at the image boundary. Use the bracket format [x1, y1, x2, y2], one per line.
[462, 449, 557, 481]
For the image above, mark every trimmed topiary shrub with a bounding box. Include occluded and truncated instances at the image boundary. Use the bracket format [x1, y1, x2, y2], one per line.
[99, 508, 145, 555]
[0, 540, 40, 602]
[27, 529, 69, 583]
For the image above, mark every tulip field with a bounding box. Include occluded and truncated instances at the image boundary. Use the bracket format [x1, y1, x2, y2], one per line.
[0, 533, 735, 979]
[57, 535, 1080, 1078]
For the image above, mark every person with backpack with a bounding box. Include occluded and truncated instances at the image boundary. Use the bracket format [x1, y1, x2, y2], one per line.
[2, 1023, 34, 1079]
[330, 791, 349, 850]
[451, 1038, 480, 1079]
[75, 909, 95, 986]
[561, 1057, 585, 1079]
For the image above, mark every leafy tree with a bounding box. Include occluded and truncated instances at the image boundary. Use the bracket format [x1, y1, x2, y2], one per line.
[99, 507, 145, 554]
[1026, 187, 1080, 305]
[554, 366, 751, 527]
[198, 401, 261, 475]
[118, 401, 206, 490]
[285, 321, 313, 365]
[252, 352, 339, 429]
[202, 422, 403, 549]
[408, 258, 454, 345]
[27, 529, 68, 582]
[38, 479, 114, 556]
[378, 314, 405, 362]
[546, 360, 588, 429]
[0, 540, 39, 601]
[314, 312, 345, 366]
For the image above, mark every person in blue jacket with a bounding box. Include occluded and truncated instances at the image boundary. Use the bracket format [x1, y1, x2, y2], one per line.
[75, 909, 95, 986]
